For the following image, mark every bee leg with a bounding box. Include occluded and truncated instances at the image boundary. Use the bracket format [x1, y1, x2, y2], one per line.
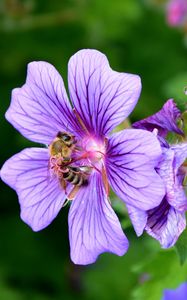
[61, 179, 70, 207]
[60, 178, 67, 194]
[67, 185, 80, 201]
[62, 199, 70, 207]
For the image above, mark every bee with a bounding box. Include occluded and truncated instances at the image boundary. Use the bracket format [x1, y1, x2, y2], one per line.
[60, 166, 92, 201]
[49, 131, 92, 201]
[49, 131, 77, 163]
[61, 166, 90, 187]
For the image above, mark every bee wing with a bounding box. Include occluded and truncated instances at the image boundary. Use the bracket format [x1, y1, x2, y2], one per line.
[79, 166, 92, 174]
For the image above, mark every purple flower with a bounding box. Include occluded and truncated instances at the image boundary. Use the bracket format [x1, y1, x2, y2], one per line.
[128, 100, 187, 248]
[133, 99, 183, 138]
[163, 282, 187, 300]
[0, 49, 165, 265]
[166, 0, 187, 27]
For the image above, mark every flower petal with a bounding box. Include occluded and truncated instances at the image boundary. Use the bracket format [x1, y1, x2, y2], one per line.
[6, 61, 80, 144]
[1, 148, 68, 231]
[68, 171, 129, 265]
[106, 129, 165, 210]
[146, 198, 186, 248]
[163, 282, 187, 300]
[167, 0, 187, 27]
[68, 49, 141, 136]
[126, 204, 147, 236]
[158, 147, 187, 212]
[171, 143, 187, 170]
[133, 99, 183, 137]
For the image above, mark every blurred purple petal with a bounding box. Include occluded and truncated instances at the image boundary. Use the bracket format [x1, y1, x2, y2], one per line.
[1, 148, 69, 231]
[126, 205, 147, 236]
[106, 129, 165, 210]
[6, 61, 81, 144]
[68, 49, 141, 137]
[158, 147, 187, 211]
[68, 171, 129, 265]
[128, 145, 187, 247]
[166, 0, 187, 27]
[146, 198, 186, 248]
[171, 143, 187, 170]
[133, 99, 183, 137]
[163, 282, 187, 300]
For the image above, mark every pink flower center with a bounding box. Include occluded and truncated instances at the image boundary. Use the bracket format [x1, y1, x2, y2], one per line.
[48, 132, 107, 188]
[48, 132, 109, 197]
[81, 136, 106, 164]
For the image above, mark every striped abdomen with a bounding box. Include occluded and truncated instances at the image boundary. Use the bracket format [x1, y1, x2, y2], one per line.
[63, 167, 88, 186]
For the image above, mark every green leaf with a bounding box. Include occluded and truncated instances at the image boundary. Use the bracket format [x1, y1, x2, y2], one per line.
[182, 111, 187, 138]
[132, 249, 187, 300]
[163, 73, 187, 112]
[175, 230, 187, 265]
[83, 234, 160, 300]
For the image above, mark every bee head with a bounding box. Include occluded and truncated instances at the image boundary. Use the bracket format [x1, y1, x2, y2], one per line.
[57, 132, 76, 146]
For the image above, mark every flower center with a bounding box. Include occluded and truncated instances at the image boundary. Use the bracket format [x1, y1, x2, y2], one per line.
[48, 132, 106, 190]
[81, 136, 106, 163]
[48, 131, 109, 198]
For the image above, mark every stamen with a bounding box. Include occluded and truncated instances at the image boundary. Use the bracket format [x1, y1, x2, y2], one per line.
[102, 165, 110, 196]
[73, 108, 90, 134]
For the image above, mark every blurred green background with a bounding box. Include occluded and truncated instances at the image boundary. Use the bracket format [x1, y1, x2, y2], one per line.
[0, 0, 187, 300]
